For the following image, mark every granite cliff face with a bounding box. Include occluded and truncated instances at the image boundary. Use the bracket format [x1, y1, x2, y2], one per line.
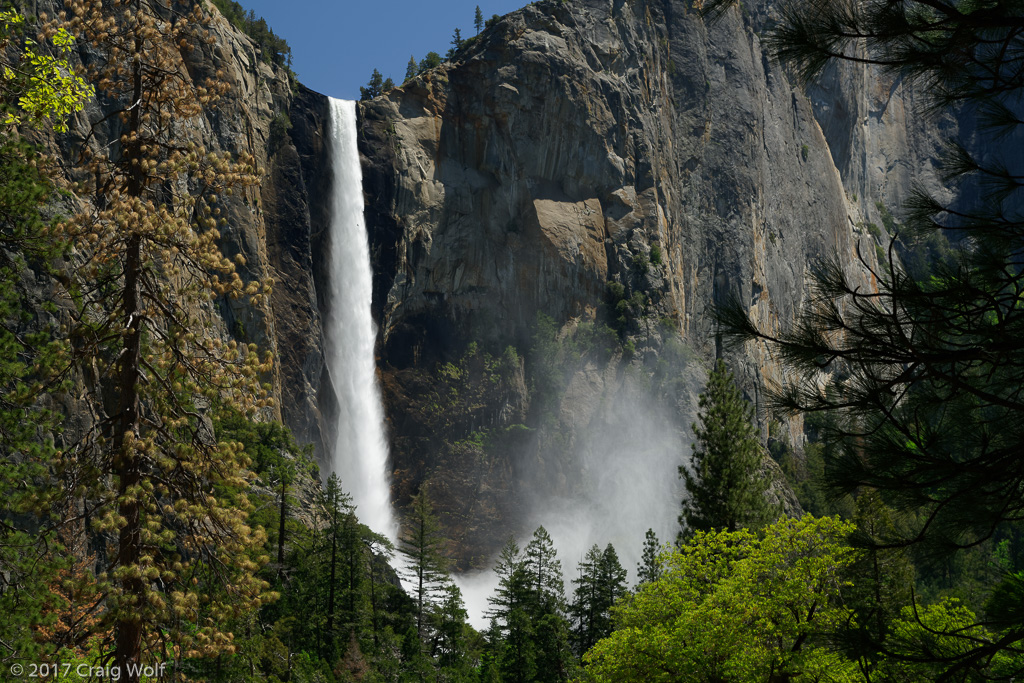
[352, 0, 894, 563]
[38, 0, 957, 565]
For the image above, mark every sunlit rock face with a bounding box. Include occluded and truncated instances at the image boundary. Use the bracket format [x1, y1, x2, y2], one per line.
[353, 0, 896, 567]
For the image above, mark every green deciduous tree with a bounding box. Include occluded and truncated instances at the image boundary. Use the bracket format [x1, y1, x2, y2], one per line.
[583, 515, 861, 682]
[679, 359, 773, 541]
[1, 9, 92, 132]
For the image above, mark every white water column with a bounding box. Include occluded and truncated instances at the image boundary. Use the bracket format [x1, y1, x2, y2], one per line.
[325, 97, 398, 543]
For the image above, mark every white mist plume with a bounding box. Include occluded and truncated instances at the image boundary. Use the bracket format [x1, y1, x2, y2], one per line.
[457, 368, 698, 629]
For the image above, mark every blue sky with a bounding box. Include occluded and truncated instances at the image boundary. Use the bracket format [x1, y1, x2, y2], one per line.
[235, 0, 527, 100]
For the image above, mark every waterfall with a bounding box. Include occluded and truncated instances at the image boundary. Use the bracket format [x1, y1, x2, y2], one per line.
[325, 98, 398, 543]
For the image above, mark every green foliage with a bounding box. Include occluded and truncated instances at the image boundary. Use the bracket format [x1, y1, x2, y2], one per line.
[488, 527, 575, 683]
[605, 280, 648, 338]
[208, 0, 292, 67]
[528, 312, 618, 416]
[876, 598, 1024, 680]
[475, 5, 484, 34]
[400, 484, 451, 641]
[405, 55, 417, 82]
[801, 143, 809, 161]
[679, 359, 775, 540]
[418, 51, 443, 74]
[839, 492, 917, 671]
[648, 242, 662, 266]
[360, 67, 386, 101]
[714, 0, 1024, 671]
[213, 408, 315, 480]
[631, 250, 649, 274]
[267, 110, 292, 153]
[447, 27, 465, 59]
[485, 14, 502, 29]
[583, 515, 861, 682]
[875, 201, 898, 234]
[0, 8, 91, 666]
[1, 10, 93, 133]
[570, 544, 628, 656]
[636, 528, 662, 588]
[874, 242, 890, 274]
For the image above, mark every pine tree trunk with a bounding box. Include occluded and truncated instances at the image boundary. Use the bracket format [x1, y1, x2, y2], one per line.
[326, 506, 338, 658]
[278, 479, 287, 567]
[114, 37, 145, 682]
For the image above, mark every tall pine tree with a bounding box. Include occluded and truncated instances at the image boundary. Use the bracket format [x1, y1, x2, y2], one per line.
[636, 528, 662, 587]
[398, 484, 450, 644]
[679, 359, 773, 541]
[54, 0, 275, 676]
[570, 544, 627, 656]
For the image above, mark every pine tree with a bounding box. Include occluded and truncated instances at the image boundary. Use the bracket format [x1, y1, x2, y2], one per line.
[522, 526, 574, 683]
[486, 536, 523, 633]
[474, 5, 484, 35]
[52, 0, 275, 676]
[570, 545, 603, 656]
[446, 28, 464, 60]
[405, 55, 417, 82]
[429, 581, 473, 680]
[571, 544, 627, 656]
[360, 68, 384, 101]
[322, 474, 359, 658]
[636, 528, 662, 588]
[399, 484, 450, 644]
[523, 526, 565, 614]
[679, 359, 773, 541]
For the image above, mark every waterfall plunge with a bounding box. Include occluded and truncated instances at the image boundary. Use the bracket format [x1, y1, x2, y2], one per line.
[325, 98, 398, 543]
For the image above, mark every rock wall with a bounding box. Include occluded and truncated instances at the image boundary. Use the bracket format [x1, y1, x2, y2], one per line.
[355, 0, 891, 562]
[34, 0, 954, 564]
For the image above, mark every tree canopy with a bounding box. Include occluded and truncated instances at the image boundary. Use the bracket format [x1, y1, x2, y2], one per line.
[584, 515, 861, 682]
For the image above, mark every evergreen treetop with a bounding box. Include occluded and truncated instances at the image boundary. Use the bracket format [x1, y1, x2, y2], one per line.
[679, 359, 774, 541]
[636, 528, 662, 587]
